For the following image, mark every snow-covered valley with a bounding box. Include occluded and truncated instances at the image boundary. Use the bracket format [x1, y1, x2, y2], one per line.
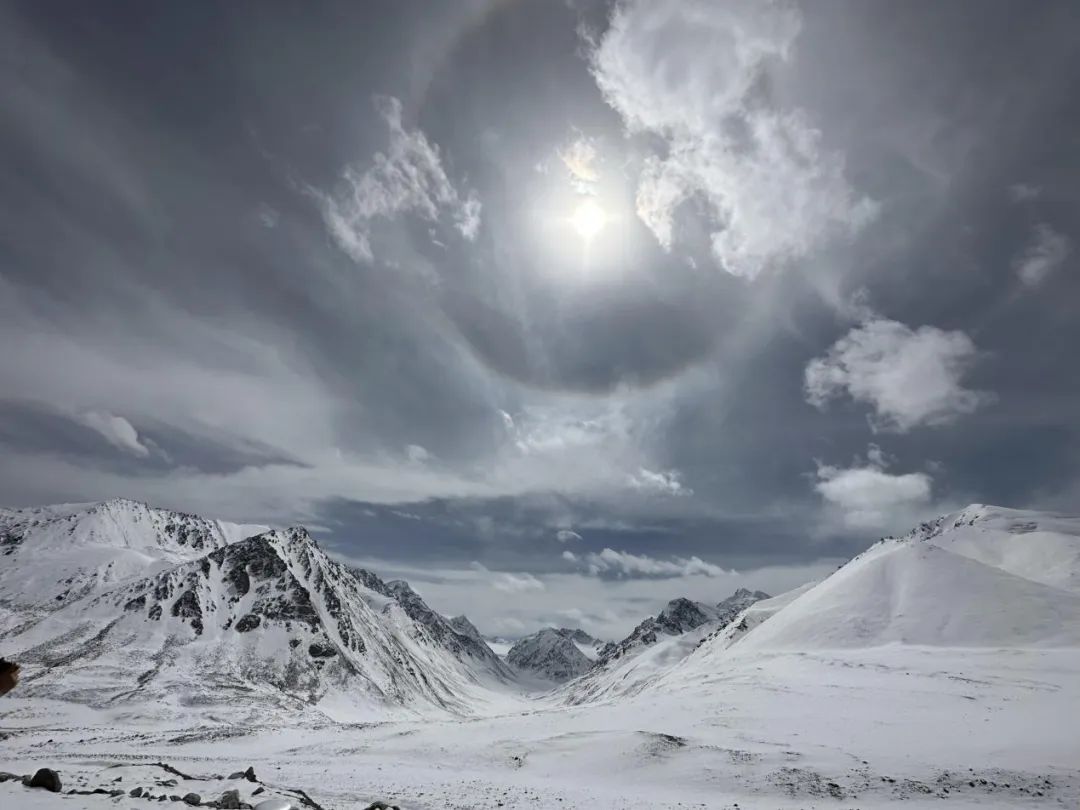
[3, 500, 1080, 808]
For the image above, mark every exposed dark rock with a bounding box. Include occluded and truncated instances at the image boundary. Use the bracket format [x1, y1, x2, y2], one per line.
[171, 590, 204, 635]
[125, 594, 147, 612]
[28, 767, 62, 792]
[234, 614, 261, 633]
[308, 642, 337, 658]
[182, 793, 201, 805]
[219, 788, 242, 808]
[130, 786, 144, 797]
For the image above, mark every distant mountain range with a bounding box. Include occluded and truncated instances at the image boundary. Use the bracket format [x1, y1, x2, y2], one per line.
[4, 499, 1079, 720]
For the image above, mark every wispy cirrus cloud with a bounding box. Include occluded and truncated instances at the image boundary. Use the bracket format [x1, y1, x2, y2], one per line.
[319, 95, 481, 264]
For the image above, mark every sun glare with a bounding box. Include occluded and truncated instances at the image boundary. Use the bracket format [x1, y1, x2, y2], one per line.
[571, 199, 607, 241]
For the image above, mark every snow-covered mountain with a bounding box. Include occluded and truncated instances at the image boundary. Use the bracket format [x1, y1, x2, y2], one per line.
[506, 628, 595, 682]
[0, 498, 267, 633]
[597, 588, 770, 666]
[0, 500, 512, 720]
[627, 504, 1080, 696]
[723, 505, 1080, 652]
[559, 588, 770, 703]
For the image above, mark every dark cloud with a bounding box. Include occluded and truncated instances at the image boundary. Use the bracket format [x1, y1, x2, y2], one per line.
[2, 0, 1078, 632]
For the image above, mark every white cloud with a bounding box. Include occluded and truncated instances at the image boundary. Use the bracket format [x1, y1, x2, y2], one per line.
[320, 95, 481, 263]
[556, 529, 582, 543]
[805, 317, 991, 432]
[589, 0, 877, 279]
[491, 571, 546, 594]
[580, 547, 734, 579]
[558, 134, 600, 194]
[627, 467, 691, 496]
[1014, 223, 1070, 287]
[405, 444, 431, 464]
[814, 445, 932, 530]
[561, 550, 578, 562]
[77, 410, 150, 457]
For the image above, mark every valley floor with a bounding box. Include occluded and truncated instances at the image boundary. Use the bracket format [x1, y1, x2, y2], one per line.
[3, 646, 1079, 809]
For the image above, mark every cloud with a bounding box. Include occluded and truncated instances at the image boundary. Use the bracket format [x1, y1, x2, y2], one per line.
[627, 467, 691, 496]
[558, 134, 600, 194]
[1008, 183, 1041, 202]
[405, 444, 431, 464]
[77, 411, 150, 457]
[556, 529, 582, 543]
[580, 547, 734, 579]
[256, 203, 280, 229]
[814, 444, 932, 530]
[805, 317, 991, 432]
[341, 554, 832, 641]
[589, 0, 877, 278]
[561, 550, 578, 562]
[319, 95, 481, 263]
[1013, 223, 1071, 287]
[491, 571, 546, 594]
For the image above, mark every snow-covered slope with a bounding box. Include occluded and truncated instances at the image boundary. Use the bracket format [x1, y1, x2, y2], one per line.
[732, 534, 1080, 652]
[507, 628, 594, 682]
[596, 598, 719, 665]
[562, 588, 771, 703]
[561, 627, 606, 661]
[899, 503, 1080, 593]
[0, 502, 514, 721]
[0, 499, 267, 633]
[672, 504, 1080, 680]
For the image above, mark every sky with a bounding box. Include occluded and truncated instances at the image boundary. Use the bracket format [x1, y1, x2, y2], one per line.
[2, 0, 1079, 639]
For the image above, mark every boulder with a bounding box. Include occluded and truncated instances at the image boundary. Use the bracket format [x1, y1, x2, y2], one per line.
[28, 768, 62, 792]
[219, 789, 242, 809]
[183, 793, 202, 806]
[130, 786, 144, 798]
[253, 799, 294, 810]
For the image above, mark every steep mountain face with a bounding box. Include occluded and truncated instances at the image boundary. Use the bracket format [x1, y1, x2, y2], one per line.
[0, 501, 511, 720]
[0, 499, 267, 634]
[551, 627, 606, 661]
[716, 587, 772, 624]
[561, 589, 769, 704]
[597, 589, 769, 666]
[448, 615, 484, 644]
[507, 628, 594, 682]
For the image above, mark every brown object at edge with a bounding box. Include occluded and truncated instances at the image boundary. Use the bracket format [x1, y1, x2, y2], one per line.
[0, 658, 20, 696]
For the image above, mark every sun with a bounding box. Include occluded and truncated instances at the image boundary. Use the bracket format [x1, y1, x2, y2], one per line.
[571, 199, 607, 241]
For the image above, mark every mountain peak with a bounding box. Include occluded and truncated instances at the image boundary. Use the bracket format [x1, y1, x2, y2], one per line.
[507, 628, 594, 682]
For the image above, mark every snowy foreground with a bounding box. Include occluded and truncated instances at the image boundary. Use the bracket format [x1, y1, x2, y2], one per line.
[3, 501, 1080, 808]
[3, 646, 1078, 809]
